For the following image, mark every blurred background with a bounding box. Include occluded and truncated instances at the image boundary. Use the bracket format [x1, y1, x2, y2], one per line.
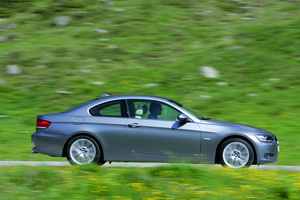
[0, 0, 300, 165]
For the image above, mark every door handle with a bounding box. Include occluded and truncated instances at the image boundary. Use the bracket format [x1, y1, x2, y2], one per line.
[128, 123, 142, 128]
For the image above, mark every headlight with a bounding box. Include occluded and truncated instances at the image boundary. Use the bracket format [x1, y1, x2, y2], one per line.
[256, 135, 274, 143]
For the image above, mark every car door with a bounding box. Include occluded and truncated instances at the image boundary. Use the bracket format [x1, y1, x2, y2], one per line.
[125, 99, 201, 158]
[86, 100, 130, 159]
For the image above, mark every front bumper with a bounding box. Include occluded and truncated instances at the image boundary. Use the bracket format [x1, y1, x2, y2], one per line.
[256, 140, 279, 165]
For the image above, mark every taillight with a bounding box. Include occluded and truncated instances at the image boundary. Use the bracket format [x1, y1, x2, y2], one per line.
[37, 119, 51, 129]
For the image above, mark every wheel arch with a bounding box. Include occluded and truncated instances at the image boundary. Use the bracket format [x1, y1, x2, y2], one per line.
[215, 135, 257, 165]
[62, 133, 105, 161]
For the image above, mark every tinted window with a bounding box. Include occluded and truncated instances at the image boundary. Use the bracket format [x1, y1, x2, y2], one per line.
[90, 100, 128, 117]
[127, 99, 180, 121]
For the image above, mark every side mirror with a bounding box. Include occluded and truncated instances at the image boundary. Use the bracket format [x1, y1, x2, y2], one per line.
[177, 113, 192, 122]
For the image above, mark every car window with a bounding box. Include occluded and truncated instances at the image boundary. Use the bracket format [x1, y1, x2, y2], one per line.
[127, 100, 180, 121]
[90, 100, 128, 117]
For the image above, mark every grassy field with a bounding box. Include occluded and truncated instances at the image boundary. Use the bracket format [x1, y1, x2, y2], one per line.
[0, 1, 300, 165]
[0, 164, 299, 199]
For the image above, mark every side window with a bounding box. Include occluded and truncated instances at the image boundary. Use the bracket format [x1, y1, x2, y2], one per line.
[160, 104, 181, 121]
[127, 100, 180, 121]
[90, 100, 128, 117]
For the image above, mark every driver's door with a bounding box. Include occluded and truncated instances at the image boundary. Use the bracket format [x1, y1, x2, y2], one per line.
[125, 99, 201, 157]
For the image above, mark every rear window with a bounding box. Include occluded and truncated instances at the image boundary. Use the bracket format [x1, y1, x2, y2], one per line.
[89, 100, 128, 117]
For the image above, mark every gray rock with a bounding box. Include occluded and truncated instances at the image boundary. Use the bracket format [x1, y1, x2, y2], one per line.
[55, 91, 72, 95]
[83, 65, 92, 68]
[143, 83, 158, 88]
[228, 46, 244, 49]
[95, 29, 108, 33]
[269, 78, 280, 81]
[241, 17, 254, 20]
[102, 0, 113, 6]
[6, 65, 22, 74]
[199, 95, 211, 98]
[182, 77, 194, 81]
[107, 45, 118, 48]
[83, 22, 94, 25]
[114, 8, 126, 12]
[247, 93, 258, 97]
[54, 16, 72, 26]
[4, 23, 17, 29]
[91, 82, 105, 85]
[0, 36, 7, 42]
[81, 69, 92, 73]
[99, 38, 110, 41]
[19, 131, 29, 133]
[216, 82, 228, 86]
[239, 7, 256, 9]
[0, 80, 5, 84]
[197, 10, 214, 15]
[199, 66, 220, 78]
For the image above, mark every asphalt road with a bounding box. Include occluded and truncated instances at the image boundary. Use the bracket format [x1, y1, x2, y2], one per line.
[0, 161, 299, 170]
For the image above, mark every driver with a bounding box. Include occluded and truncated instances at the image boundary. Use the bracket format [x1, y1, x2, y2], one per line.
[148, 102, 162, 119]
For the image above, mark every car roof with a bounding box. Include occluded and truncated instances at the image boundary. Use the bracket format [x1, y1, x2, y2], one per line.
[98, 95, 171, 101]
[98, 95, 182, 106]
[64, 95, 182, 115]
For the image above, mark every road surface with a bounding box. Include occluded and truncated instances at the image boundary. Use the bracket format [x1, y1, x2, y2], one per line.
[0, 161, 299, 170]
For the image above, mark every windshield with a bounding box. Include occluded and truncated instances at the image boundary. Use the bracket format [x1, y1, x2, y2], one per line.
[168, 99, 206, 119]
[182, 105, 205, 119]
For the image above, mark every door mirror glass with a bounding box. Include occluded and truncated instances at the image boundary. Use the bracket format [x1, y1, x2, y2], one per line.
[177, 113, 192, 122]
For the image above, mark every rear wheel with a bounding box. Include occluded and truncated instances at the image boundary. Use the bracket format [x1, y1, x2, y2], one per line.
[66, 135, 105, 166]
[220, 138, 254, 168]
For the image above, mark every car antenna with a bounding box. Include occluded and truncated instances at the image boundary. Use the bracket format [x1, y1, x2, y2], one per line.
[100, 93, 110, 98]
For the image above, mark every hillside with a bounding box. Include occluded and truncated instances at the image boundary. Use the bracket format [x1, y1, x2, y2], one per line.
[0, 0, 300, 164]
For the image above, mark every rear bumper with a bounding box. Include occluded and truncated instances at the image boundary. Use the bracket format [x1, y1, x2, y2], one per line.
[31, 131, 68, 157]
[31, 147, 38, 154]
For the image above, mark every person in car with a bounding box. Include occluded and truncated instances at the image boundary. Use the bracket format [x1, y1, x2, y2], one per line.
[148, 102, 162, 119]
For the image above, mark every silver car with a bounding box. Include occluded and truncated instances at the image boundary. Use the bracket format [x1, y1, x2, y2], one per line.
[31, 94, 279, 168]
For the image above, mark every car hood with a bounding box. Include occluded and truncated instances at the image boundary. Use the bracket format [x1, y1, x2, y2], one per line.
[200, 119, 273, 135]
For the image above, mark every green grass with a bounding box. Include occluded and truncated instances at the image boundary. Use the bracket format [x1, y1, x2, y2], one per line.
[0, 165, 299, 199]
[1, 0, 300, 165]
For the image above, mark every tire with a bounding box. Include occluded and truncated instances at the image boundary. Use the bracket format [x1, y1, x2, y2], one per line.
[220, 138, 254, 168]
[66, 135, 105, 166]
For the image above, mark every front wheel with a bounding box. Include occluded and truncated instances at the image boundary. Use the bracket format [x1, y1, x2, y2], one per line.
[66, 135, 105, 166]
[220, 138, 254, 168]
